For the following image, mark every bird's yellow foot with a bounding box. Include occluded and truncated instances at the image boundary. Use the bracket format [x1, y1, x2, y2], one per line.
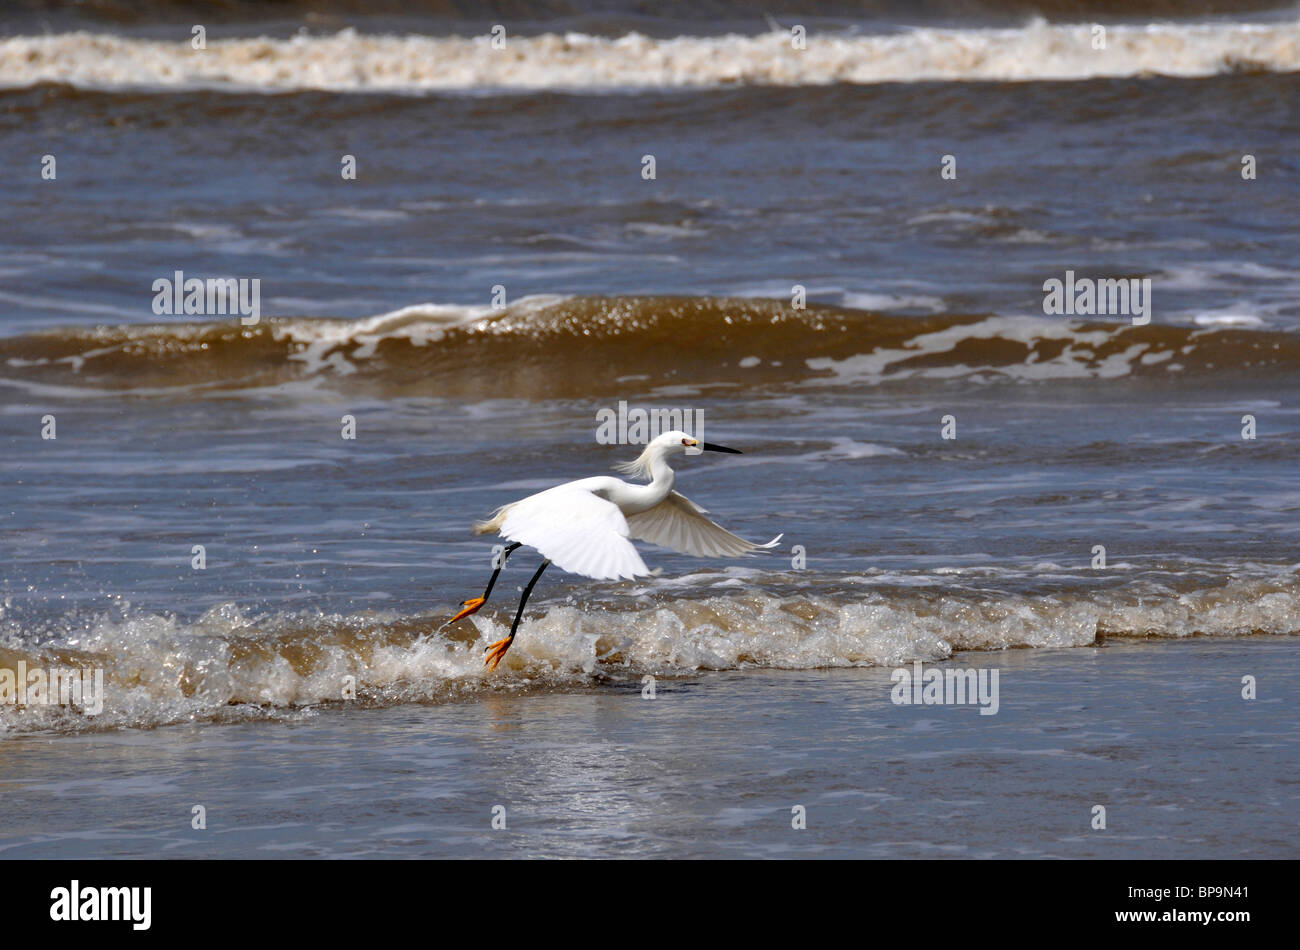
[449, 596, 486, 624]
[484, 635, 514, 672]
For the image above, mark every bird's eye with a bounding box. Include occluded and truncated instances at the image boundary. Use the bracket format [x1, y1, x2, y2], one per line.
[681, 438, 689, 446]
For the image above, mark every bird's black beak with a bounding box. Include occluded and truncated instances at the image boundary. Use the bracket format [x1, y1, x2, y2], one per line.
[701, 442, 742, 454]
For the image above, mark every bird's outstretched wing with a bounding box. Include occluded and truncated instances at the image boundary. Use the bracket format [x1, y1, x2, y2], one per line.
[625, 491, 782, 558]
[499, 488, 650, 581]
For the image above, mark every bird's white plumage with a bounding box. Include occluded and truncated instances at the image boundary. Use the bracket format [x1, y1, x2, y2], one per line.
[475, 429, 780, 581]
[462, 430, 781, 673]
[626, 490, 782, 558]
[497, 482, 650, 580]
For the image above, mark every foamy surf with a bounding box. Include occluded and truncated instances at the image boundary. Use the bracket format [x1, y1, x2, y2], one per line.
[3, 20, 1300, 93]
[3, 569, 1297, 735]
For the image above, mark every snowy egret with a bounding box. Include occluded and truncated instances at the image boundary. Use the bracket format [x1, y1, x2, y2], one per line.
[448, 430, 783, 670]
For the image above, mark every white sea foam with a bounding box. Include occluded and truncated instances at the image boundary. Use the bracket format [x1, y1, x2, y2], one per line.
[841, 292, 947, 313]
[3, 20, 1300, 94]
[3, 569, 1296, 734]
[1194, 313, 1266, 327]
[273, 295, 567, 373]
[805, 314, 1134, 384]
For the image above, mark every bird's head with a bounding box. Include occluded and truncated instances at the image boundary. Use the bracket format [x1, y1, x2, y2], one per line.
[615, 430, 743, 479]
[653, 430, 743, 457]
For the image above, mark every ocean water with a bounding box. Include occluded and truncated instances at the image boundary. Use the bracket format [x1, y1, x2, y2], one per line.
[4, 637, 1297, 859]
[1, 0, 1298, 858]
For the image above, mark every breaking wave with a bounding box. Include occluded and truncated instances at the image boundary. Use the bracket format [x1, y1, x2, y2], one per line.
[2, 567, 1297, 734]
[3, 19, 1300, 93]
[1, 295, 1297, 398]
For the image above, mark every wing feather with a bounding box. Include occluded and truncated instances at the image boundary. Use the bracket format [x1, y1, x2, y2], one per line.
[625, 491, 782, 559]
[497, 487, 649, 580]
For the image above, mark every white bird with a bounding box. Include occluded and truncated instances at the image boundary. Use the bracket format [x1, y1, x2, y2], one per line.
[448, 430, 783, 671]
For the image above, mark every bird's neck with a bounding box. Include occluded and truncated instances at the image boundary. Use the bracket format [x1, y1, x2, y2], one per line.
[645, 455, 676, 499]
[613, 453, 676, 515]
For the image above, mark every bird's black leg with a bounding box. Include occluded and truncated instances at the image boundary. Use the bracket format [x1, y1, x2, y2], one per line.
[509, 559, 550, 637]
[448, 541, 521, 624]
[485, 558, 550, 672]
